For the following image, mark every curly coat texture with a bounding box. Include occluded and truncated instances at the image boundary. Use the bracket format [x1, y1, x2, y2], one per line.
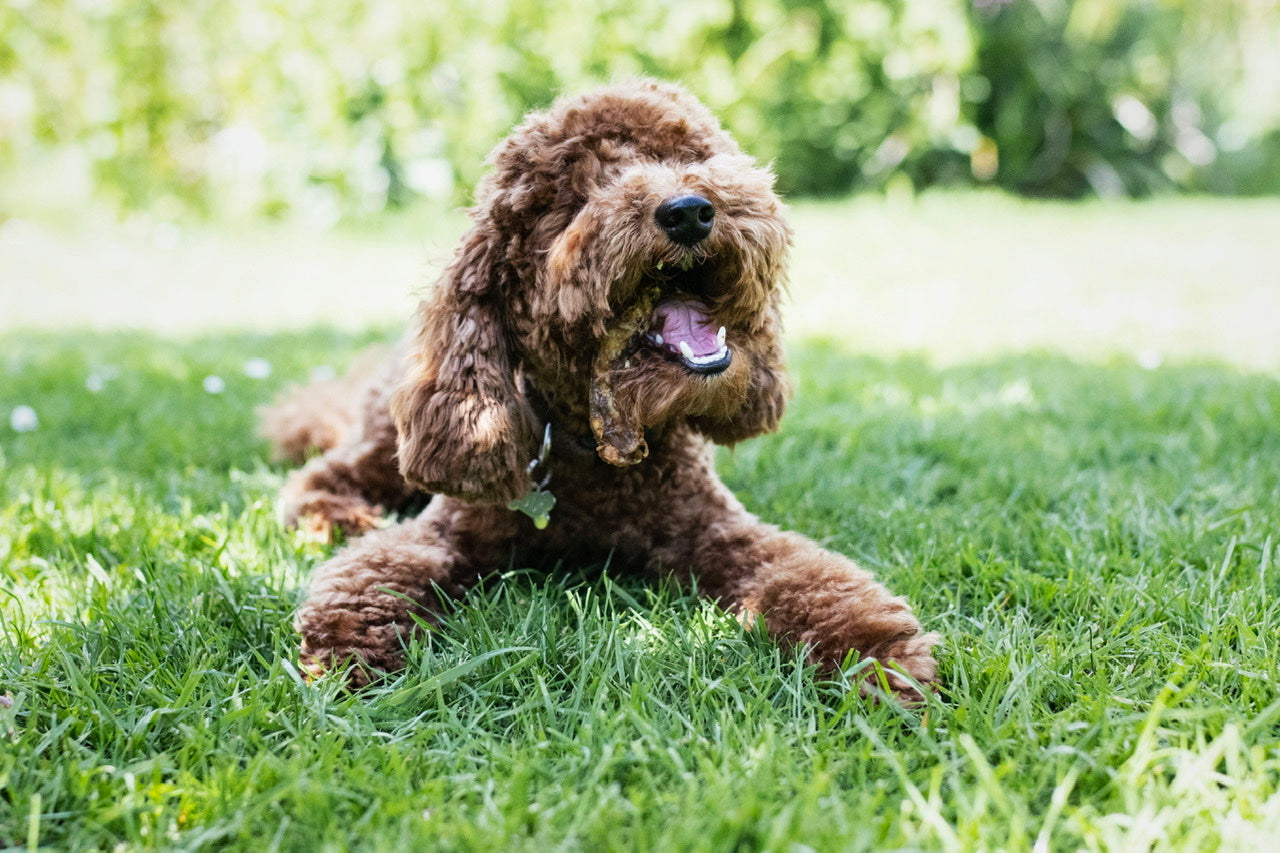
[263, 80, 938, 700]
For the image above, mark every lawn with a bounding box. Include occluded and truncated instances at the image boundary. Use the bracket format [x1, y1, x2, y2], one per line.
[2, 193, 1279, 850]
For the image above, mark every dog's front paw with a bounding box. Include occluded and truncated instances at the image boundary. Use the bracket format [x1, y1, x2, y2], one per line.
[298, 641, 403, 689]
[860, 632, 940, 704]
[283, 491, 383, 542]
[296, 590, 415, 689]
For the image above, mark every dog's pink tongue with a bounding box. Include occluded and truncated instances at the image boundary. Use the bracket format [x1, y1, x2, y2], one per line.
[651, 299, 721, 357]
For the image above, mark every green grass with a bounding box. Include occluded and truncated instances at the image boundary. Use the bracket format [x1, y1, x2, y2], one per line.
[3, 195, 1280, 849]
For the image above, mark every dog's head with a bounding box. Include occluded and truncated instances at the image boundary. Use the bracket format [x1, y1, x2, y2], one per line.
[393, 80, 792, 503]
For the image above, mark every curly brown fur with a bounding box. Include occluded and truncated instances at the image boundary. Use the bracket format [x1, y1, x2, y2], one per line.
[258, 345, 391, 465]
[262, 80, 938, 701]
[268, 344, 418, 541]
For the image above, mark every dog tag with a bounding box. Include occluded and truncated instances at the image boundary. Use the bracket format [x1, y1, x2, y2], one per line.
[508, 488, 556, 529]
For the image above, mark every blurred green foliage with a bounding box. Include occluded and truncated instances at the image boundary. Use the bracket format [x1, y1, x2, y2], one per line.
[1, 0, 1277, 219]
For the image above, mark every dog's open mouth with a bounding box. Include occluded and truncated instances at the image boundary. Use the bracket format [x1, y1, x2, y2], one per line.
[644, 297, 731, 375]
[629, 258, 733, 375]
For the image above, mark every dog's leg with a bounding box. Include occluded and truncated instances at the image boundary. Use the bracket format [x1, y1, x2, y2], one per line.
[259, 345, 392, 464]
[277, 350, 418, 540]
[679, 518, 938, 701]
[295, 498, 517, 686]
[278, 412, 412, 539]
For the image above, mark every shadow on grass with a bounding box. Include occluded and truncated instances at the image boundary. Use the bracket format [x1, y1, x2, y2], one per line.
[1, 328, 392, 496]
[3, 327, 1277, 517]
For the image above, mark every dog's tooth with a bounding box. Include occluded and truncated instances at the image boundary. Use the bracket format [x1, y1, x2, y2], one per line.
[717, 326, 726, 346]
[656, 260, 665, 271]
[654, 334, 664, 345]
[679, 341, 695, 360]
[679, 255, 693, 271]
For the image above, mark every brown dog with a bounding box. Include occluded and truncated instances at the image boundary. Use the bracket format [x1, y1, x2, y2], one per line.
[262, 80, 938, 699]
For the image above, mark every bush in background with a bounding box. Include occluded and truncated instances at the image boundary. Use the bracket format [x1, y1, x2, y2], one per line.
[968, 0, 1280, 197]
[1, 0, 1276, 220]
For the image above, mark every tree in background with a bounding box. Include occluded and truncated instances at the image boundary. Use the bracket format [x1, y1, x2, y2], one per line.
[1, 0, 1276, 219]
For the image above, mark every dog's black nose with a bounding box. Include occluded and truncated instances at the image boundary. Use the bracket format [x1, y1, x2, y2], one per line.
[655, 195, 714, 246]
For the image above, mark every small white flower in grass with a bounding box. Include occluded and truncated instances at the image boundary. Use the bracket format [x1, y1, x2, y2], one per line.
[86, 364, 121, 392]
[10, 405, 39, 432]
[310, 365, 337, 382]
[203, 375, 226, 394]
[1138, 349, 1163, 370]
[243, 357, 272, 379]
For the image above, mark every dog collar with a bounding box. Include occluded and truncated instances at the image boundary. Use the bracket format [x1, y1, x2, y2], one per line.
[507, 423, 556, 529]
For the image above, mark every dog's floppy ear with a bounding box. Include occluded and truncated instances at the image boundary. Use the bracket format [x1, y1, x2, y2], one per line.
[391, 226, 537, 504]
